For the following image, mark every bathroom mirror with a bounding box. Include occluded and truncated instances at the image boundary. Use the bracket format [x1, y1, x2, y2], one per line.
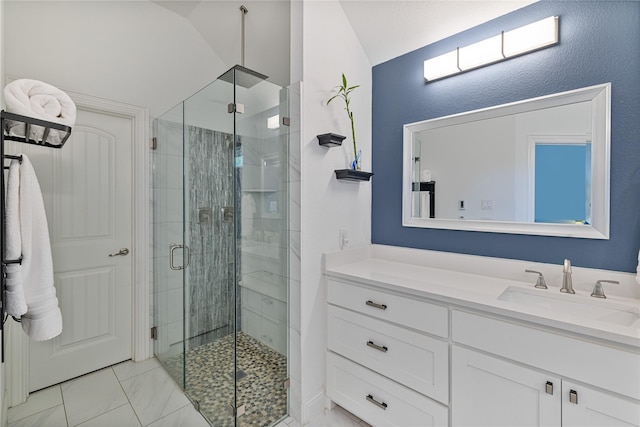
[402, 83, 611, 239]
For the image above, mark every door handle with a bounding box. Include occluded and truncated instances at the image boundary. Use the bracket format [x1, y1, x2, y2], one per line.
[109, 248, 129, 257]
[169, 244, 191, 270]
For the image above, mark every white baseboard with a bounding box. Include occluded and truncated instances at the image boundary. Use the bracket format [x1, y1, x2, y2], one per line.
[301, 390, 326, 425]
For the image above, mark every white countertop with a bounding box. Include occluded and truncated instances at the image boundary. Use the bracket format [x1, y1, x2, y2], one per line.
[324, 245, 640, 349]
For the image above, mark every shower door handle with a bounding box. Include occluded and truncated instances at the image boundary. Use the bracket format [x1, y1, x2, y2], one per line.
[169, 244, 191, 270]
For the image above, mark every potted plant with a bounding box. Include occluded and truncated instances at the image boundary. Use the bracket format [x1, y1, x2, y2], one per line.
[327, 73, 361, 170]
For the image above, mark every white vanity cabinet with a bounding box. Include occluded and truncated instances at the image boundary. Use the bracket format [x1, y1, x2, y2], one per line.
[324, 246, 640, 427]
[326, 279, 449, 426]
[452, 310, 640, 427]
[452, 346, 561, 426]
[562, 381, 640, 427]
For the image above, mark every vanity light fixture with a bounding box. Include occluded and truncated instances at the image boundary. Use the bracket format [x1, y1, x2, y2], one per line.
[424, 16, 559, 82]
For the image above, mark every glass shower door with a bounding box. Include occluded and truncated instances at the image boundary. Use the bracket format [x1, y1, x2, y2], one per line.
[152, 101, 187, 388]
[153, 65, 289, 427]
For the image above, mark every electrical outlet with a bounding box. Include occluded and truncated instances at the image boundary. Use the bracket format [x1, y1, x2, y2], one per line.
[458, 200, 465, 210]
[339, 228, 349, 250]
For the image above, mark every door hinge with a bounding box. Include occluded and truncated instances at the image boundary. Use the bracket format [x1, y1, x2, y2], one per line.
[150, 326, 157, 340]
[151, 137, 157, 150]
[227, 103, 245, 114]
[282, 116, 291, 127]
[228, 403, 246, 417]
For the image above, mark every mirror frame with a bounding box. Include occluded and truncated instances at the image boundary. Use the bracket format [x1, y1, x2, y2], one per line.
[402, 83, 611, 239]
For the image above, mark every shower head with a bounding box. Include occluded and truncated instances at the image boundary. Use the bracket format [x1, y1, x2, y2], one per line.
[218, 6, 268, 89]
[218, 65, 268, 89]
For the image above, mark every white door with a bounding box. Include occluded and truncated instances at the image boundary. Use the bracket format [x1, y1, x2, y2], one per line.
[27, 107, 133, 391]
[562, 381, 640, 427]
[451, 346, 561, 427]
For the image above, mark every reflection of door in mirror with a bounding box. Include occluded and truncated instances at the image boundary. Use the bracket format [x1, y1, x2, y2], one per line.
[532, 139, 591, 224]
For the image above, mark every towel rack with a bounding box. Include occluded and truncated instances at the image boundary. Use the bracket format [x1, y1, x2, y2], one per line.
[0, 110, 72, 362]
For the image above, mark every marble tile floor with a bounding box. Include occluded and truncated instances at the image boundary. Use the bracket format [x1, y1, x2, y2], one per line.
[7, 356, 368, 427]
[7, 358, 209, 427]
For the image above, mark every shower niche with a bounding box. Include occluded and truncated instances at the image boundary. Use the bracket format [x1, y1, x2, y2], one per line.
[152, 65, 290, 427]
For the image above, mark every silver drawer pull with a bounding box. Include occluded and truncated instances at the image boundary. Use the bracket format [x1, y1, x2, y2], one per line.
[545, 381, 554, 395]
[569, 390, 578, 404]
[366, 340, 388, 353]
[366, 394, 388, 410]
[365, 300, 387, 310]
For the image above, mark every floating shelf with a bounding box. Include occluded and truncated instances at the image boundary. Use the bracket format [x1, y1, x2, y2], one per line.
[335, 169, 374, 182]
[317, 133, 346, 148]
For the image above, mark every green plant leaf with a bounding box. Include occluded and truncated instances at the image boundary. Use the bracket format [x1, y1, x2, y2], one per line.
[327, 94, 340, 105]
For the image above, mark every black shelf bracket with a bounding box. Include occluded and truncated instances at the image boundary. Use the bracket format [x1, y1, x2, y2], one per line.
[318, 133, 346, 148]
[334, 169, 374, 182]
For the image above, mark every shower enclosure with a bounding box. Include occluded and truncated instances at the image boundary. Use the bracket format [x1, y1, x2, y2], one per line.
[152, 66, 290, 426]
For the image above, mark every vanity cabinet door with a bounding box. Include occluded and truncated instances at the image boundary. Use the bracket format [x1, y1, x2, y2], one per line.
[452, 346, 561, 427]
[562, 380, 640, 427]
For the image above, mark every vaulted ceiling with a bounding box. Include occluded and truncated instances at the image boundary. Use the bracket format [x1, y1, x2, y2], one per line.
[152, 0, 535, 86]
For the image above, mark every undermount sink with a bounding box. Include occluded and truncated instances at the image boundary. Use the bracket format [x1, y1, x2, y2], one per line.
[498, 286, 640, 327]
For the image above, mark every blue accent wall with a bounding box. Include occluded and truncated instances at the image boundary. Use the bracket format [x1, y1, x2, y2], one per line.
[371, 1, 640, 272]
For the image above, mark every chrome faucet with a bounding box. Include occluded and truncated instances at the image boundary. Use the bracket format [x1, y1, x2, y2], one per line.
[560, 259, 575, 294]
[591, 280, 619, 299]
[525, 269, 548, 289]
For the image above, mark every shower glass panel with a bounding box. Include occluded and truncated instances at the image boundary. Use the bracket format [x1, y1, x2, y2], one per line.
[152, 100, 186, 386]
[153, 66, 289, 427]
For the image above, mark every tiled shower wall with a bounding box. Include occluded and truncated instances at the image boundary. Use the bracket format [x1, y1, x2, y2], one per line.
[185, 126, 235, 343]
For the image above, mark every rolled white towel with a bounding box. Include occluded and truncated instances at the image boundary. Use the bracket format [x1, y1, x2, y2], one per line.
[3, 79, 76, 145]
[4, 159, 27, 316]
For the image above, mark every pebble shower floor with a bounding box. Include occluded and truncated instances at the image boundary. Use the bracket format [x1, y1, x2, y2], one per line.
[163, 332, 288, 427]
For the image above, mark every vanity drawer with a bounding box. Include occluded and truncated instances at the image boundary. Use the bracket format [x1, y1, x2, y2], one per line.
[327, 352, 448, 427]
[328, 305, 448, 403]
[452, 310, 640, 400]
[327, 279, 448, 338]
